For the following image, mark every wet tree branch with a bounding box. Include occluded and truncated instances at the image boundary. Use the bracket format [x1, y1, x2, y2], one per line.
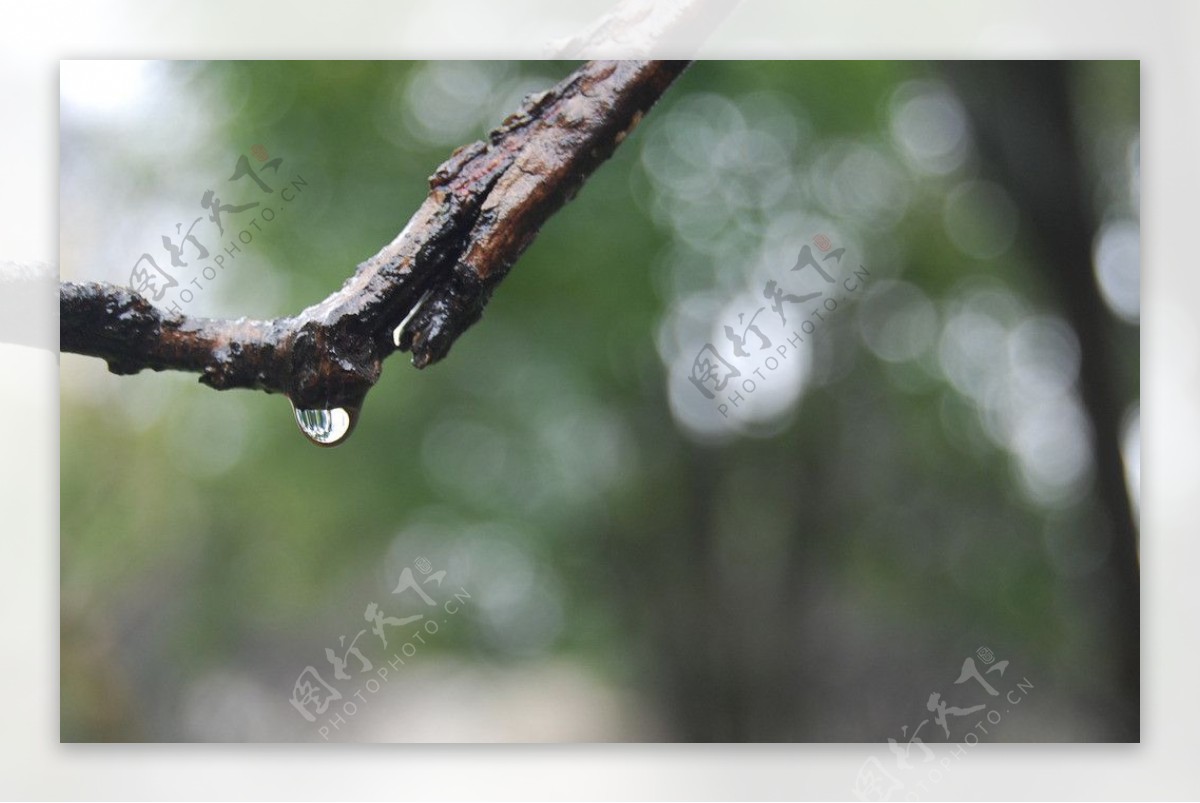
[60, 60, 690, 443]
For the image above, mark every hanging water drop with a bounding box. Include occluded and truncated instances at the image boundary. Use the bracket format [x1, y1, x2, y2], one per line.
[293, 406, 356, 447]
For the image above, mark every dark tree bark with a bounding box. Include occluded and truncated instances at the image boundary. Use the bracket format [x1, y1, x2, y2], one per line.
[60, 60, 690, 444]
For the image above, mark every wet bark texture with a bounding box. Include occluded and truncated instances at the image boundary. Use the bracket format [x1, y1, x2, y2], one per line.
[61, 60, 690, 418]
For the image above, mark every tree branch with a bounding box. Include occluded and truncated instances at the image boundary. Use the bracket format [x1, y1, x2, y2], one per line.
[61, 60, 690, 444]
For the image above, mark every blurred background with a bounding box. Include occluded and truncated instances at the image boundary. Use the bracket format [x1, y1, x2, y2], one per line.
[59, 60, 1139, 742]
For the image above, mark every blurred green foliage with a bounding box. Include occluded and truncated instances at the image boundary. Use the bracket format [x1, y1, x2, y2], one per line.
[60, 60, 1138, 742]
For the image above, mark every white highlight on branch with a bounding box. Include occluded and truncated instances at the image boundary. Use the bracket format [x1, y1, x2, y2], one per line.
[393, 289, 435, 347]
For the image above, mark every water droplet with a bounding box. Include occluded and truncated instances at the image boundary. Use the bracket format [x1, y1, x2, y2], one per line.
[293, 406, 356, 447]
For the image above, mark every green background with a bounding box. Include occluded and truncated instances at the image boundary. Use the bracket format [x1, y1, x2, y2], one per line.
[59, 60, 1140, 742]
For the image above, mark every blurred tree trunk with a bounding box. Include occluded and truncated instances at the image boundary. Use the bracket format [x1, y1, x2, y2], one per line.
[944, 60, 1140, 741]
